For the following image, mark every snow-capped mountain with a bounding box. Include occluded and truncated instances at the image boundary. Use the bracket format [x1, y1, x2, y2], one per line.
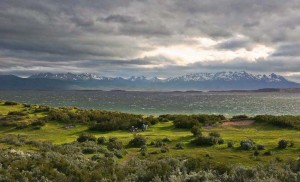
[29, 71, 287, 83]
[167, 71, 287, 83]
[29, 72, 105, 81]
[2, 71, 297, 91]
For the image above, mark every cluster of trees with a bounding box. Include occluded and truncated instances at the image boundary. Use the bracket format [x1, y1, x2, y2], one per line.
[254, 115, 300, 129]
[159, 114, 225, 129]
[47, 108, 160, 131]
[0, 134, 300, 181]
[3, 101, 18, 106]
[192, 132, 224, 146]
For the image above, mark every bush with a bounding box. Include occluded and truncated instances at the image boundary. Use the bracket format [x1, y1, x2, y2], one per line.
[107, 140, 123, 151]
[175, 143, 184, 150]
[77, 133, 96, 143]
[209, 132, 220, 138]
[240, 140, 255, 150]
[109, 137, 118, 143]
[31, 120, 46, 126]
[160, 146, 169, 153]
[15, 122, 29, 129]
[82, 147, 97, 154]
[278, 139, 288, 149]
[140, 145, 148, 156]
[254, 150, 259, 156]
[129, 135, 147, 147]
[232, 115, 249, 120]
[290, 141, 295, 147]
[32, 125, 42, 130]
[264, 151, 273, 156]
[191, 125, 202, 136]
[162, 137, 171, 143]
[218, 138, 225, 144]
[227, 141, 234, 148]
[257, 144, 265, 150]
[154, 140, 166, 147]
[192, 136, 219, 146]
[170, 114, 224, 129]
[254, 115, 300, 129]
[4, 101, 18, 105]
[91, 155, 103, 161]
[97, 137, 106, 144]
[8, 111, 27, 116]
[114, 150, 124, 158]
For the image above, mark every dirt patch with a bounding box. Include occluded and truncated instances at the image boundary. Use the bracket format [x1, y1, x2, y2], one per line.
[222, 120, 254, 126]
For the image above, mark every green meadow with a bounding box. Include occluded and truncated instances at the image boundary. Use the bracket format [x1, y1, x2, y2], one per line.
[0, 100, 299, 167]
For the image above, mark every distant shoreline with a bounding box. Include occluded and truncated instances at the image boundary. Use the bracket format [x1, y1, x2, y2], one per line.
[1, 88, 300, 93]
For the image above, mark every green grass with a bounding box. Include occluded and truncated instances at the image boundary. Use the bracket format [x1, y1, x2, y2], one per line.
[0, 101, 300, 166]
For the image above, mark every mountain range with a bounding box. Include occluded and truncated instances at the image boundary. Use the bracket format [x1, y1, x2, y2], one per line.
[0, 71, 299, 91]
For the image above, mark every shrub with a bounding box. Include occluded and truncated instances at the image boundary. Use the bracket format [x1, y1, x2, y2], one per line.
[240, 140, 255, 150]
[192, 136, 219, 146]
[31, 120, 45, 126]
[175, 143, 184, 150]
[4, 101, 18, 105]
[114, 150, 124, 158]
[232, 115, 249, 120]
[191, 125, 202, 136]
[32, 125, 42, 130]
[218, 138, 225, 144]
[254, 150, 259, 156]
[8, 111, 27, 116]
[104, 152, 114, 158]
[227, 141, 234, 148]
[160, 146, 169, 153]
[264, 151, 273, 156]
[254, 115, 300, 129]
[289, 141, 295, 147]
[162, 137, 171, 143]
[91, 155, 103, 161]
[109, 137, 117, 143]
[278, 139, 288, 149]
[129, 135, 147, 147]
[171, 114, 224, 129]
[82, 147, 97, 154]
[107, 140, 123, 151]
[140, 145, 148, 156]
[154, 140, 165, 147]
[209, 132, 220, 138]
[257, 144, 265, 150]
[77, 133, 96, 143]
[15, 122, 29, 129]
[97, 137, 106, 144]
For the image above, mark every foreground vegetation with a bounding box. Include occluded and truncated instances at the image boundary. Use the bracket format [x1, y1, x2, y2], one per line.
[0, 100, 300, 181]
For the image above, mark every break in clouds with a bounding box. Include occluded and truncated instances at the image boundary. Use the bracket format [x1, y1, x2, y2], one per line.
[1, 0, 300, 81]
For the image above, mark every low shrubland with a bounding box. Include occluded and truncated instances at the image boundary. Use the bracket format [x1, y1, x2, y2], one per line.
[0, 134, 300, 181]
[0, 101, 300, 181]
[254, 115, 300, 129]
[159, 114, 225, 129]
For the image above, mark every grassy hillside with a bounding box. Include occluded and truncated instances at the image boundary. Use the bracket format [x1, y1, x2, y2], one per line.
[0, 100, 299, 167]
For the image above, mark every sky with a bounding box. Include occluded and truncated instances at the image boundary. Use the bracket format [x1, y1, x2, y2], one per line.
[1, 0, 300, 81]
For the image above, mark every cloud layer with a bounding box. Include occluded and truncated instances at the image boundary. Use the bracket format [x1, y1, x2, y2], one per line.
[1, 0, 300, 81]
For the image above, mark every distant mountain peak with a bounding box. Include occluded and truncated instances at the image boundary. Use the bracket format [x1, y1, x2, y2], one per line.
[28, 71, 290, 85]
[167, 71, 287, 82]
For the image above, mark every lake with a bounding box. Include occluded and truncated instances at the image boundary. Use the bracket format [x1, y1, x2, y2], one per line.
[0, 90, 299, 116]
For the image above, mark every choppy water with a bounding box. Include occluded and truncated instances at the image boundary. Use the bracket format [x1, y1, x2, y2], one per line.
[0, 90, 299, 116]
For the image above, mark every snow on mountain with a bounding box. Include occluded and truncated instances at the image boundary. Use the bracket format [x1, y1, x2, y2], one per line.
[167, 71, 287, 82]
[30, 72, 106, 81]
[29, 71, 288, 83]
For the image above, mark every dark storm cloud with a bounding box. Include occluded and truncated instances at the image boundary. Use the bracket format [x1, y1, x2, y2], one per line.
[215, 38, 254, 50]
[0, 0, 300, 80]
[272, 43, 300, 57]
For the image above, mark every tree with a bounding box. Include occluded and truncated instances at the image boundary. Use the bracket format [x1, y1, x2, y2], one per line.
[191, 125, 202, 137]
